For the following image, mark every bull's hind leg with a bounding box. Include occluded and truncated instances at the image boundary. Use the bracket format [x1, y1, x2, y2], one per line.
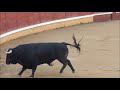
[60, 63, 67, 73]
[67, 59, 75, 73]
[58, 58, 68, 74]
[18, 66, 27, 76]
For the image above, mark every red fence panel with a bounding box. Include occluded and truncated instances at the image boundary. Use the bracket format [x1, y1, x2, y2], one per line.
[112, 12, 120, 20]
[65, 12, 72, 18]
[65, 12, 95, 18]
[0, 12, 7, 34]
[27, 12, 41, 25]
[77, 12, 95, 16]
[0, 12, 1, 34]
[5, 12, 17, 32]
[52, 12, 65, 20]
[70, 12, 83, 17]
[17, 18, 29, 28]
[40, 12, 54, 23]
[5, 18, 17, 32]
[16, 12, 29, 28]
[16, 12, 28, 18]
[93, 14, 111, 22]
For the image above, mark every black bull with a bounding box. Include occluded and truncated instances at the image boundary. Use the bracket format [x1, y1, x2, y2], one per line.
[6, 35, 83, 77]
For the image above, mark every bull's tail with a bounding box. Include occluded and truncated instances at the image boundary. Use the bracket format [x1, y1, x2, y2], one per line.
[64, 34, 83, 53]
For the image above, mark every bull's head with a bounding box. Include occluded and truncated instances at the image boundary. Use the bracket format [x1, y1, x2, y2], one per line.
[5, 48, 16, 65]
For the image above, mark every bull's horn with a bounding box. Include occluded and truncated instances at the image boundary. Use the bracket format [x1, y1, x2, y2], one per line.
[6, 49, 12, 54]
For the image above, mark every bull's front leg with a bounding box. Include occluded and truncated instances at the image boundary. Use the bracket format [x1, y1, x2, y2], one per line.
[17, 66, 27, 77]
[30, 66, 37, 78]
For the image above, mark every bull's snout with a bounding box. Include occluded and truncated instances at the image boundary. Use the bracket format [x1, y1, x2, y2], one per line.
[6, 60, 11, 65]
[6, 62, 10, 65]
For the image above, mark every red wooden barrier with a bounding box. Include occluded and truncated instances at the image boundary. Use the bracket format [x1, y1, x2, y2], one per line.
[40, 12, 54, 23]
[52, 12, 65, 20]
[0, 12, 7, 34]
[1, 12, 119, 35]
[27, 12, 41, 25]
[112, 12, 120, 20]
[16, 12, 28, 28]
[93, 14, 111, 22]
[65, 12, 95, 18]
[5, 12, 17, 32]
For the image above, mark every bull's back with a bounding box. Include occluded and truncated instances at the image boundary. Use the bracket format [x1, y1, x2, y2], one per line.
[15, 43, 68, 61]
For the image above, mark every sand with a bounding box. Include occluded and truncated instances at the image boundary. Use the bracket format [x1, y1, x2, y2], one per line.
[0, 20, 120, 78]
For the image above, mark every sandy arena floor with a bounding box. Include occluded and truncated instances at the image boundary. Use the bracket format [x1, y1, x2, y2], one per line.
[0, 20, 120, 78]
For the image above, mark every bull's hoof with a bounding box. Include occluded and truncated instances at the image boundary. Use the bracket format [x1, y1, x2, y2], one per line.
[30, 77, 34, 78]
[59, 71, 63, 74]
[72, 70, 75, 73]
[29, 76, 34, 78]
[17, 75, 21, 78]
[49, 63, 54, 66]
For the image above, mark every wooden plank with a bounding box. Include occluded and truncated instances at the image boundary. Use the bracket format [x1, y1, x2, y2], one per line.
[93, 14, 111, 22]
[112, 12, 120, 20]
